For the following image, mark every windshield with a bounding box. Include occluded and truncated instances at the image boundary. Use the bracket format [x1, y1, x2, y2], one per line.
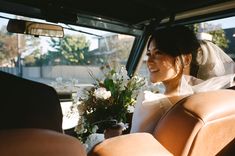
[0, 12, 135, 85]
[0, 12, 136, 130]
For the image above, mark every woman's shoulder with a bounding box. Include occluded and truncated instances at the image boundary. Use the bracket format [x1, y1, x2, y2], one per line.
[136, 90, 169, 107]
[143, 90, 166, 101]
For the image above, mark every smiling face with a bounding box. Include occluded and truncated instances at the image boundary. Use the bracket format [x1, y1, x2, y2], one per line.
[146, 38, 178, 83]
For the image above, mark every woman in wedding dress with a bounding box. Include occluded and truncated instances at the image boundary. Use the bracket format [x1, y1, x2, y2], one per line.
[130, 26, 235, 133]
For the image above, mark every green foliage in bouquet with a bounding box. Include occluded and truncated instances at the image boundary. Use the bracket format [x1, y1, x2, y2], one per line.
[75, 65, 145, 142]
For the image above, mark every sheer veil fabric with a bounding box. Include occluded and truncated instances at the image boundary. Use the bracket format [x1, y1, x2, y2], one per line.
[131, 40, 235, 133]
[182, 40, 235, 94]
[197, 40, 235, 80]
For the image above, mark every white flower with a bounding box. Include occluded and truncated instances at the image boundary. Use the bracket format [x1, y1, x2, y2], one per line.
[112, 66, 129, 82]
[94, 87, 111, 100]
[117, 122, 129, 130]
[119, 66, 129, 81]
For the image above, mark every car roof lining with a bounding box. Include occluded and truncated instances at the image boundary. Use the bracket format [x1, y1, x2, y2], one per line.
[161, 0, 235, 25]
[1, 0, 235, 28]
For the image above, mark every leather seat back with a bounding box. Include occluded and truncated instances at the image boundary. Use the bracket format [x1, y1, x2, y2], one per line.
[0, 128, 86, 156]
[153, 89, 235, 156]
[88, 133, 173, 156]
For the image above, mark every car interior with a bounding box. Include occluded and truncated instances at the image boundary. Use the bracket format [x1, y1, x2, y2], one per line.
[0, 0, 235, 156]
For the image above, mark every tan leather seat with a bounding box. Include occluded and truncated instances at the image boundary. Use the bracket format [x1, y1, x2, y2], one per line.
[0, 128, 86, 156]
[88, 132, 173, 156]
[89, 89, 235, 156]
[154, 89, 235, 156]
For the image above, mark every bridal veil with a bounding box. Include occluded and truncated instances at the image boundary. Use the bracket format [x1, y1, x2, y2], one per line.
[180, 40, 235, 95]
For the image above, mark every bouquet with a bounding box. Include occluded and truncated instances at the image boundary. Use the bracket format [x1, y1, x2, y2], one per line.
[75, 65, 145, 143]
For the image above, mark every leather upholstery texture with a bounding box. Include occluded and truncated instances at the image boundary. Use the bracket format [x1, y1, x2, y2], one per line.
[0, 129, 86, 156]
[88, 133, 173, 156]
[153, 89, 235, 156]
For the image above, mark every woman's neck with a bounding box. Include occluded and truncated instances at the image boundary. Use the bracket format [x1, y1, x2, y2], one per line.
[163, 76, 188, 105]
[163, 64, 191, 96]
[163, 76, 182, 96]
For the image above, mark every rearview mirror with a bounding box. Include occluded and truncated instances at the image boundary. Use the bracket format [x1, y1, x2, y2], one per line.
[7, 19, 64, 38]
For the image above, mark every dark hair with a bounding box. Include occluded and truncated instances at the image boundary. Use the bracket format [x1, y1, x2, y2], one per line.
[147, 25, 200, 76]
[147, 25, 200, 57]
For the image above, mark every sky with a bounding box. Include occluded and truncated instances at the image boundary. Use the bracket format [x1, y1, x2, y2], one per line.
[205, 16, 235, 29]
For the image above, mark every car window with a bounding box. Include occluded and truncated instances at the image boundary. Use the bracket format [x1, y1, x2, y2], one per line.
[137, 16, 235, 83]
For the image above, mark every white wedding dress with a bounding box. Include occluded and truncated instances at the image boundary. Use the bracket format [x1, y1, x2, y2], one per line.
[130, 90, 173, 133]
[131, 40, 235, 133]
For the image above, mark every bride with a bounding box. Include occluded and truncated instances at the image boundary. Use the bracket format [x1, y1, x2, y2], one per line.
[130, 26, 235, 133]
